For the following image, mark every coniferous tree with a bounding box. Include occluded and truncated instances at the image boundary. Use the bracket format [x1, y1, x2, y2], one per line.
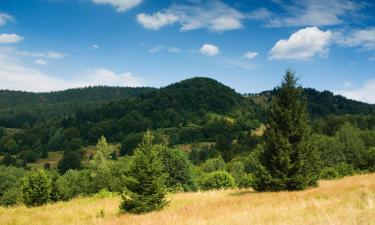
[255, 71, 320, 191]
[120, 131, 168, 213]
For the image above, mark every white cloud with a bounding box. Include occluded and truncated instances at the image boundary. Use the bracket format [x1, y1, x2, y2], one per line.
[200, 44, 220, 56]
[148, 45, 180, 53]
[242, 51, 258, 59]
[336, 79, 375, 104]
[269, 27, 332, 60]
[17, 50, 66, 59]
[0, 13, 14, 26]
[34, 59, 47, 66]
[0, 47, 143, 92]
[137, 12, 178, 30]
[250, 0, 365, 27]
[336, 27, 375, 50]
[0, 34, 24, 44]
[137, 1, 245, 32]
[91, 0, 142, 12]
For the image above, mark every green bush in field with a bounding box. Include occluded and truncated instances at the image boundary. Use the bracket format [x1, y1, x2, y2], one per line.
[120, 131, 168, 214]
[21, 169, 52, 207]
[201, 171, 235, 190]
[157, 146, 194, 191]
[320, 163, 355, 180]
[57, 169, 91, 200]
[320, 167, 340, 180]
[238, 173, 255, 188]
[202, 157, 225, 173]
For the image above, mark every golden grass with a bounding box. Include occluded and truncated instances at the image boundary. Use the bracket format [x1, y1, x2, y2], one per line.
[28, 151, 63, 169]
[1, 173, 374, 225]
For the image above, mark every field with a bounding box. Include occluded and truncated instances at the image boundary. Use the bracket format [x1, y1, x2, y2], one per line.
[1, 173, 374, 225]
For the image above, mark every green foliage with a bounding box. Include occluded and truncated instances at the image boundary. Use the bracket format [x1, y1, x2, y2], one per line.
[256, 71, 320, 191]
[56, 169, 92, 200]
[21, 169, 52, 207]
[202, 157, 225, 173]
[120, 131, 168, 214]
[57, 151, 82, 174]
[238, 173, 255, 188]
[335, 123, 366, 169]
[0, 166, 26, 206]
[158, 146, 194, 191]
[201, 171, 235, 190]
[320, 163, 355, 180]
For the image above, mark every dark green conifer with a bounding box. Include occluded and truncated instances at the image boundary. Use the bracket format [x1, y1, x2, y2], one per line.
[120, 131, 168, 213]
[255, 71, 320, 191]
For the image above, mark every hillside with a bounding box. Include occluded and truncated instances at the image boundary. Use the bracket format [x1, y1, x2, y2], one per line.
[0, 86, 153, 128]
[249, 88, 375, 118]
[1, 173, 373, 225]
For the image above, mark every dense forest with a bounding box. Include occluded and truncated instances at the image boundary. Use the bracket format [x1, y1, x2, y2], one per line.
[1, 74, 374, 211]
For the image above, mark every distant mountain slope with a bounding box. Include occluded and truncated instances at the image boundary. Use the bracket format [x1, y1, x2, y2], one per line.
[0, 86, 154, 128]
[249, 88, 375, 118]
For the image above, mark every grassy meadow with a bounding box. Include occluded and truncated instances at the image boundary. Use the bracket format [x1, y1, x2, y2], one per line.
[1, 173, 374, 225]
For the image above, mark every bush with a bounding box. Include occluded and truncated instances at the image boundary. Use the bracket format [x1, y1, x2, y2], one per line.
[201, 171, 235, 190]
[320, 167, 340, 180]
[202, 157, 225, 173]
[0, 166, 27, 206]
[158, 146, 194, 191]
[21, 169, 52, 206]
[57, 151, 82, 174]
[56, 169, 90, 200]
[320, 163, 355, 180]
[238, 173, 255, 188]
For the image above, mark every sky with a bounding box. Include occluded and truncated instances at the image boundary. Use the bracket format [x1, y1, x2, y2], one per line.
[0, 0, 375, 103]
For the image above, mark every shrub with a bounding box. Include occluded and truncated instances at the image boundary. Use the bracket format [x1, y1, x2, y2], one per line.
[238, 173, 255, 188]
[57, 169, 91, 200]
[202, 157, 225, 173]
[320, 167, 340, 180]
[0, 166, 27, 206]
[57, 151, 82, 174]
[158, 146, 194, 191]
[21, 169, 52, 206]
[201, 171, 235, 190]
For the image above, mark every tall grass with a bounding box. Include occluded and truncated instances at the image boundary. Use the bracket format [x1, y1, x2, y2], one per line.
[1, 173, 374, 225]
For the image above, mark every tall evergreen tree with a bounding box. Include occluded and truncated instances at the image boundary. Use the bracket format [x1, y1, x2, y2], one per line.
[255, 71, 320, 191]
[120, 131, 168, 213]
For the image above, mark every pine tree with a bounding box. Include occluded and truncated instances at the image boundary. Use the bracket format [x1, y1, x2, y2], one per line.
[255, 71, 320, 191]
[120, 131, 168, 213]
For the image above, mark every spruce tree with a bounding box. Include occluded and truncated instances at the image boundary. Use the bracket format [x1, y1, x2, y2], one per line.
[120, 131, 168, 213]
[255, 71, 320, 191]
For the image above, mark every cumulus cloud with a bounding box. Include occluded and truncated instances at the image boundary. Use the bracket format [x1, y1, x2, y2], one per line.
[137, 1, 245, 32]
[269, 27, 332, 60]
[249, 0, 365, 27]
[242, 51, 258, 59]
[0, 34, 24, 44]
[336, 79, 375, 104]
[137, 12, 178, 30]
[200, 44, 220, 56]
[91, 0, 142, 12]
[336, 27, 375, 50]
[34, 59, 47, 66]
[0, 47, 143, 92]
[0, 13, 14, 26]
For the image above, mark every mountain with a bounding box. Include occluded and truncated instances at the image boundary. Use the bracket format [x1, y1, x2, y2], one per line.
[0, 86, 154, 128]
[249, 88, 375, 118]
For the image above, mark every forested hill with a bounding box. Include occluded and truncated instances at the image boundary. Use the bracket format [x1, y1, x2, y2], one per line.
[249, 88, 375, 118]
[0, 86, 154, 128]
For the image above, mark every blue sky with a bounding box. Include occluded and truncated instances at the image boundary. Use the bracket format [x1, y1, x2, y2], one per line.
[0, 0, 375, 103]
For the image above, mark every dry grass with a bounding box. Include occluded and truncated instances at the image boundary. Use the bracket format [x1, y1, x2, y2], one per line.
[1, 174, 374, 225]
